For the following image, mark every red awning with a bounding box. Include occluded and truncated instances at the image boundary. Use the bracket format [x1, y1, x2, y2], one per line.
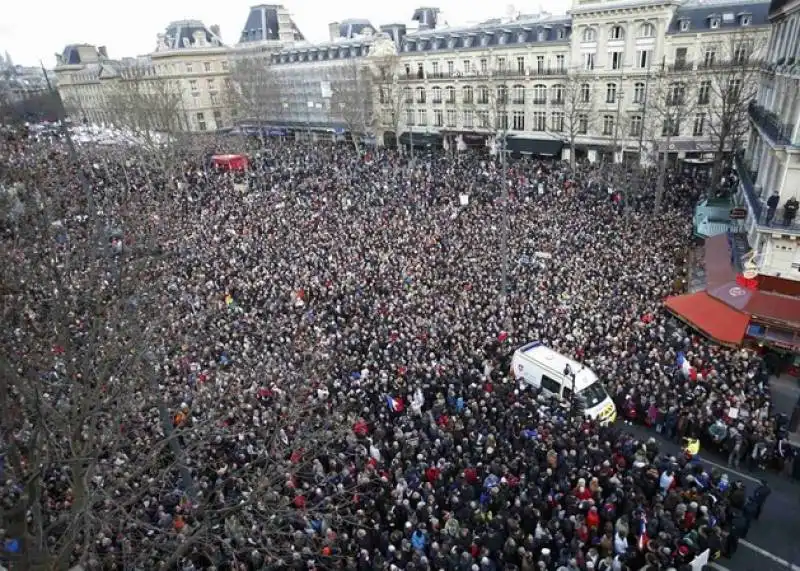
[664, 292, 750, 346]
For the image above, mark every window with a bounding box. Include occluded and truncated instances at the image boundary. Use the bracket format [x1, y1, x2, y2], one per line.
[583, 27, 597, 42]
[498, 57, 507, 72]
[447, 60, 454, 74]
[609, 25, 625, 40]
[633, 82, 646, 103]
[580, 83, 591, 103]
[662, 117, 679, 137]
[513, 85, 525, 104]
[379, 87, 389, 104]
[446, 109, 456, 126]
[533, 84, 547, 104]
[432, 62, 440, 76]
[734, 43, 749, 63]
[210, 92, 220, 105]
[630, 114, 643, 137]
[639, 22, 656, 37]
[196, 112, 206, 131]
[556, 54, 565, 72]
[556, 27, 566, 40]
[445, 86, 456, 103]
[418, 109, 428, 126]
[434, 109, 444, 127]
[480, 58, 488, 73]
[693, 112, 705, 136]
[477, 110, 490, 128]
[463, 86, 474, 103]
[416, 87, 426, 103]
[610, 51, 623, 70]
[583, 53, 596, 70]
[207, 78, 215, 90]
[477, 85, 489, 104]
[406, 109, 415, 125]
[203, 62, 212, 72]
[667, 82, 685, 105]
[496, 111, 509, 130]
[552, 111, 564, 132]
[186, 62, 193, 73]
[698, 81, 711, 104]
[404, 87, 413, 104]
[675, 47, 688, 67]
[603, 114, 615, 135]
[497, 85, 508, 104]
[741, 14, 751, 26]
[704, 48, 716, 67]
[189, 79, 199, 92]
[537, 29, 547, 41]
[536, 55, 545, 72]
[517, 56, 525, 73]
[464, 110, 474, 128]
[417, 63, 424, 78]
[432, 86, 442, 103]
[578, 114, 588, 134]
[463, 59, 471, 73]
[513, 110, 525, 130]
[679, 19, 690, 32]
[606, 83, 617, 103]
[405, 63, 411, 76]
[728, 78, 742, 102]
[213, 110, 223, 129]
[552, 84, 564, 104]
[710, 17, 720, 29]
[636, 49, 652, 68]
[541, 375, 561, 395]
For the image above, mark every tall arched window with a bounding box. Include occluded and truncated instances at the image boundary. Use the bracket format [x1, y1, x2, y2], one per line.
[609, 25, 625, 40]
[533, 84, 547, 103]
[582, 27, 597, 42]
[462, 85, 474, 103]
[639, 22, 656, 37]
[445, 86, 456, 103]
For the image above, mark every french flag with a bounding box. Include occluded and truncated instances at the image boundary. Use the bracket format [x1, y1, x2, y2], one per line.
[676, 352, 697, 381]
[638, 513, 649, 550]
[385, 395, 404, 413]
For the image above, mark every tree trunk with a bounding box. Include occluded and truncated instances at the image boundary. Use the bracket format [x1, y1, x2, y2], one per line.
[655, 137, 670, 214]
[350, 133, 360, 154]
[569, 135, 576, 171]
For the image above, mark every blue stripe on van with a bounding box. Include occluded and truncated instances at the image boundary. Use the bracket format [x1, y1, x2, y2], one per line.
[519, 341, 542, 353]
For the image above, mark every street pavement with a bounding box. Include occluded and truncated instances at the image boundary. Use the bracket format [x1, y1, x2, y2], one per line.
[614, 421, 800, 571]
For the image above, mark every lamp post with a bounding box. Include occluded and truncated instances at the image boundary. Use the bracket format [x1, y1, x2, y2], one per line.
[564, 364, 577, 423]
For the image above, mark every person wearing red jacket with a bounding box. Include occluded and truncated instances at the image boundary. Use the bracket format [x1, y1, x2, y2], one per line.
[575, 478, 593, 502]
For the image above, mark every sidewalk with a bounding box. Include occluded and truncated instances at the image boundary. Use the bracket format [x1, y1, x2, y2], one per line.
[770, 374, 800, 446]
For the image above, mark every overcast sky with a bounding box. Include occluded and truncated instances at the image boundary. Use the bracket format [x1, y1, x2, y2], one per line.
[2, 0, 566, 68]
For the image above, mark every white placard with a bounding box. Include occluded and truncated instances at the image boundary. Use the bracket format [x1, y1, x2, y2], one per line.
[459, 194, 469, 206]
[728, 407, 739, 419]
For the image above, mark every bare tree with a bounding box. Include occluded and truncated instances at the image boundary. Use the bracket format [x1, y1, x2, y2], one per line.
[371, 54, 406, 149]
[329, 59, 375, 152]
[646, 66, 700, 212]
[0, 133, 364, 570]
[703, 30, 766, 188]
[226, 56, 285, 136]
[561, 71, 595, 171]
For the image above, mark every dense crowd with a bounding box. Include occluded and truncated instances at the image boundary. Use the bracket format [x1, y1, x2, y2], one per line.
[0, 133, 786, 571]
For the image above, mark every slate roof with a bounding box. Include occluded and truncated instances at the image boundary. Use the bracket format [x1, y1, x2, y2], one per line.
[400, 14, 571, 54]
[269, 37, 377, 65]
[60, 45, 94, 65]
[667, 0, 770, 33]
[239, 4, 305, 44]
[163, 20, 224, 49]
[337, 19, 377, 39]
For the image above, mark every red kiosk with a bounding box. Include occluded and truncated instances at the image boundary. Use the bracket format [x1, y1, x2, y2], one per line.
[211, 154, 249, 171]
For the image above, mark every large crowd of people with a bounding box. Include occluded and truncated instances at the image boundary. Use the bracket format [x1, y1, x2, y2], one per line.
[0, 131, 790, 571]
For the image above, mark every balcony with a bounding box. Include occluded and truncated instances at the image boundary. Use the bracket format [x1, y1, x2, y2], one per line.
[532, 98, 547, 105]
[668, 61, 694, 72]
[551, 99, 564, 105]
[512, 98, 525, 105]
[735, 153, 800, 232]
[494, 68, 526, 78]
[529, 67, 567, 76]
[431, 98, 443, 105]
[748, 101, 794, 146]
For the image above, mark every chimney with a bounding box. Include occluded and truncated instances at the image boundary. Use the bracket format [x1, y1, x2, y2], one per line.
[98, 45, 108, 59]
[329, 22, 340, 42]
[210, 24, 221, 39]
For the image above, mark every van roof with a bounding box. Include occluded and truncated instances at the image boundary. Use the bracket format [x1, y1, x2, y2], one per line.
[516, 342, 599, 392]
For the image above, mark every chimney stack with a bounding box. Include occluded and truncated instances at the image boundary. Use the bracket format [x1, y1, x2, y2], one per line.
[98, 46, 108, 59]
[329, 22, 340, 41]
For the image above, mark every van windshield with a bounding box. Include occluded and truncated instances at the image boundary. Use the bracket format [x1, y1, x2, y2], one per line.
[578, 382, 608, 409]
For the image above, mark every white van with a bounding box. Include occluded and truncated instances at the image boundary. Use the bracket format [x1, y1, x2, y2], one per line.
[510, 341, 617, 424]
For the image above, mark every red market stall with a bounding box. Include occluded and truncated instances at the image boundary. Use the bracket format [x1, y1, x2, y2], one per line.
[212, 154, 249, 171]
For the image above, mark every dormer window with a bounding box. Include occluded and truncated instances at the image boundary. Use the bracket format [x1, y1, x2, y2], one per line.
[518, 31, 527, 42]
[709, 16, 720, 29]
[679, 19, 690, 32]
[537, 29, 547, 41]
[463, 36, 473, 47]
[403, 42, 411, 52]
[480, 34, 491, 46]
[740, 14, 751, 26]
[498, 33, 508, 45]
[556, 27, 566, 40]
[448, 37, 457, 49]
